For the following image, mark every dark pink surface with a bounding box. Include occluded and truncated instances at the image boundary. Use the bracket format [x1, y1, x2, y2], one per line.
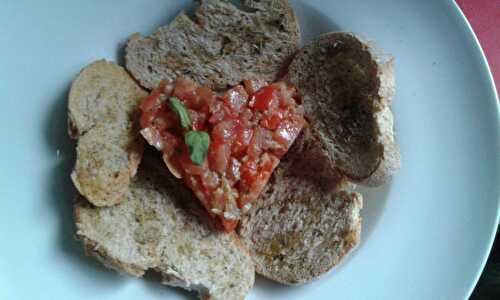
[456, 0, 500, 94]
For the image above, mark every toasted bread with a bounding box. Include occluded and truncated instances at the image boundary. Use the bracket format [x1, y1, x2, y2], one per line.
[125, 0, 300, 90]
[238, 133, 362, 284]
[68, 60, 147, 206]
[286, 32, 400, 186]
[75, 157, 254, 300]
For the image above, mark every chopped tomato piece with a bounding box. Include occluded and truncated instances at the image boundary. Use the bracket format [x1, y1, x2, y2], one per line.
[179, 152, 206, 175]
[173, 77, 197, 104]
[253, 85, 278, 111]
[140, 110, 157, 129]
[232, 126, 253, 156]
[212, 119, 237, 144]
[208, 141, 231, 174]
[260, 112, 283, 130]
[224, 85, 248, 113]
[219, 218, 238, 232]
[139, 80, 166, 112]
[239, 158, 259, 189]
[227, 158, 241, 184]
[274, 118, 306, 152]
[200, 170, 220, 191]
[193, 85, 216, 109]
[188, 109, 207, 131]
[152, 109, 178, 131]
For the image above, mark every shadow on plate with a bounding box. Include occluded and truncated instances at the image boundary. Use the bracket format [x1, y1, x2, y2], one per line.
[253, 275, 304, 297]
[45, 83, 127, 290]
[356, 184, 392, 242]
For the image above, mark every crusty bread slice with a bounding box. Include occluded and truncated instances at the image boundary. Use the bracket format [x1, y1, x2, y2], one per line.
[125, 0, 300, 90]
[286, 32, 400, 186]
[238, 149, 362, 284]
[68, 60, 147, 206]
[75, 157, 255, 300]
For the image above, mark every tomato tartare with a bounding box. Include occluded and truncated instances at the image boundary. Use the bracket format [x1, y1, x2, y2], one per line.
[139, 77, 306, 232]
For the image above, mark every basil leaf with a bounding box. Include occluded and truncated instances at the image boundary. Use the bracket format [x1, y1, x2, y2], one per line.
[185, 131, 210, 165]
[169, 97, 191, 129]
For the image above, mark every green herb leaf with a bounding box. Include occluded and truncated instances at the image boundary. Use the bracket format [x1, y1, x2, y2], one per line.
[185, 131, 210, 165]
[169, 97, 191, 129]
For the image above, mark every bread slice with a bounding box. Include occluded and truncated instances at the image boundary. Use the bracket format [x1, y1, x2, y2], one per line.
[125, 0, 300, 90]
[68, 60, 147, 206]
[286, 32, 400, 186]
[238, 149, 362, 284]
[75, 157, 255, 300]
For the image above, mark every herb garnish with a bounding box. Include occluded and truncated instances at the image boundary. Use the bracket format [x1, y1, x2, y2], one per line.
[169, 97, 210, 165]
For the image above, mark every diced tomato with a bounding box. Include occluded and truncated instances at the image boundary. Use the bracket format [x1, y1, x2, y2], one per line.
[227, 158, 241, 184]
[140, 110, 156, 128]
[239, 108, 254, 127]
[248, 127, 274, 158]
[209, 101, 235, 124]
[200, 170, 220, 191]
[189, 86, 213, 110]
[159, 130, 181, 156]
[188, 109, 208, 131]
[238, 153, 279, 208]
[152, 109, 178, 131]
[185, 175, 212, 210]
[179, 152, 206, 175]
[273, 118, 305, 151]
[239, 176, 267, 208]
[232, 122, 253, 156]
[219, 218, 238, 232]
[260, 111, 284, 130]
[211, 119, 237, 144]
[260, 153, 280, 173]
[253, 85, 278, 111]
[239, 157, 258, 190]
[173, 77, 197, 103]
[209, 188, 223, 209]
[139, 80, 166, 112]
[208, 141, 231, 174]
[224, 85, 248, 113]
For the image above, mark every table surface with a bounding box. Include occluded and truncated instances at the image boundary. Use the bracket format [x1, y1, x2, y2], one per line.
[456, 0, 499, 93]
[456, 0, 500, 298]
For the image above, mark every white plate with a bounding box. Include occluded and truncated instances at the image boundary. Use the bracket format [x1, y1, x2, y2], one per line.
[0, 1, 498, 299]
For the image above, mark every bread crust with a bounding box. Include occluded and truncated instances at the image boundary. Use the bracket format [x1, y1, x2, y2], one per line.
[286, 32, 400, 186]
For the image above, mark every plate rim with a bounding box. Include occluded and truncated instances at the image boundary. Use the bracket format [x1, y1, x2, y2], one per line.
[0, 1, 499, 299]
[450, 0, 500, 297]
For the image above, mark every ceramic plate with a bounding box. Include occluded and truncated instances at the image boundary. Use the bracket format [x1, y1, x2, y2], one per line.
[0, 0, 498, 299]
